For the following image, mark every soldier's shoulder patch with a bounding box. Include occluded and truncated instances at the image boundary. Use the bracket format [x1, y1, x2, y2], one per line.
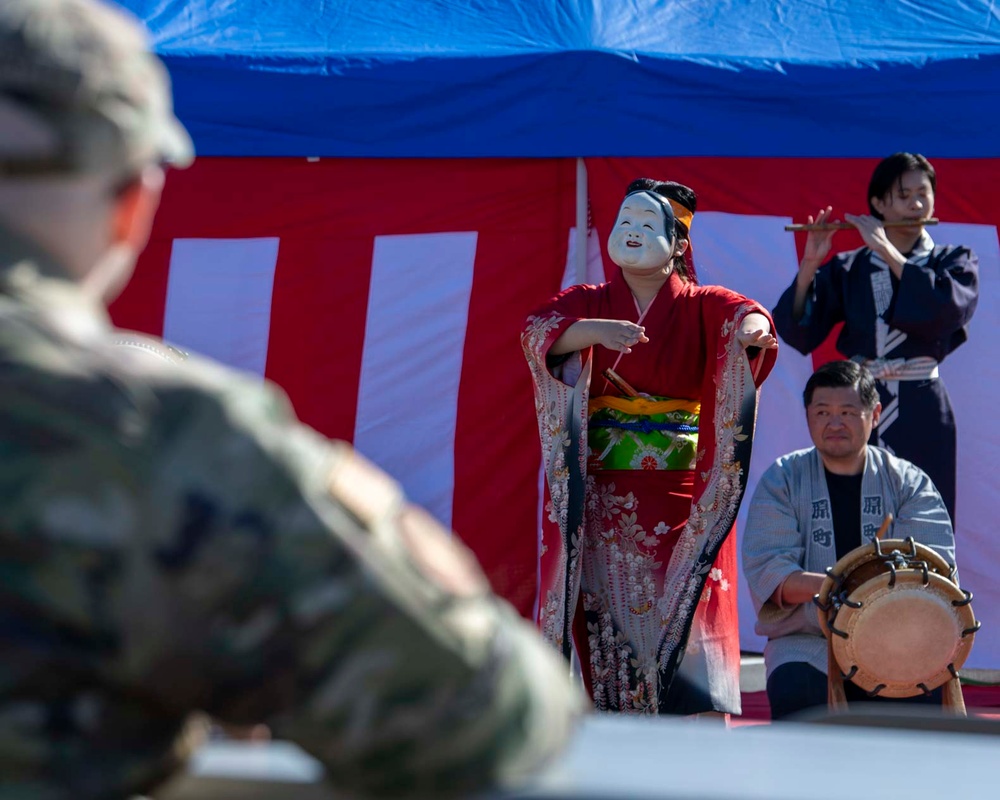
[327, 449, 402, 528]
[398, 505, 490, 597]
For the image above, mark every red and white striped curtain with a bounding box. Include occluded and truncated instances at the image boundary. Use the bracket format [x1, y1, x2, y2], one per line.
[111, 156, 1000, 668]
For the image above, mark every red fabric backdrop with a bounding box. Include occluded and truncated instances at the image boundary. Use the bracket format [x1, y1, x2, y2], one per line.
[110, 156, 1000, 641]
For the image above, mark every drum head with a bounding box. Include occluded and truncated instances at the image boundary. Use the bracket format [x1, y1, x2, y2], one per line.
[816, 539, 954, 639]
[830, 571, 976, 697]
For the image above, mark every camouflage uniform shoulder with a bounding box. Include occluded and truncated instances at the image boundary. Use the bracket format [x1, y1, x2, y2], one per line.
[0, 288, 584, 800]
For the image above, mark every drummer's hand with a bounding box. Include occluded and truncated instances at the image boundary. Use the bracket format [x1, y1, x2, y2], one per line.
[799, 206, 838, 279]
[773, 571, 827, 607]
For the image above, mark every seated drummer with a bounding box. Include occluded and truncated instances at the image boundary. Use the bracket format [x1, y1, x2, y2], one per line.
[742, 360, 956, 720]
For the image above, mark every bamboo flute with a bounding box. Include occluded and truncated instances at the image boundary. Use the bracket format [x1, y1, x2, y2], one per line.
[785, 218, 938, 232]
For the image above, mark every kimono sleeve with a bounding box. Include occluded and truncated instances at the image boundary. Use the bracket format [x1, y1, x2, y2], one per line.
[892, 459, 957, 571]
[890, 245, 979, 342]
[703, 285, 778, 387]
[741, 461, 808, 615]
[772, 254, 848, 355]
[522, 283, 599, 384]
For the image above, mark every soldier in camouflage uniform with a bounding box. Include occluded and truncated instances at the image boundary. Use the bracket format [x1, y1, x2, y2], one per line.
[0, 1, 582, 797]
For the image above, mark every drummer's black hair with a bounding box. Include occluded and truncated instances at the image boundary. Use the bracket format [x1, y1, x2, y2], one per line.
[867, 153, 936, 219]
[803, 360, 879, 410]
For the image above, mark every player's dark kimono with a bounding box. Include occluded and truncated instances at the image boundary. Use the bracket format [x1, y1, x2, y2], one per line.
[773, 232, 978, 523]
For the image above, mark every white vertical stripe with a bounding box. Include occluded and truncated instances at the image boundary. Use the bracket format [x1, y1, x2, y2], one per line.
[163, 238, 279, 376]
[694, 212, 814, 487]
[693, 212, 813, 654]
[353, 232, 478, 530]
[562, 226, 606, 288]
[935, 222, 1000, 669]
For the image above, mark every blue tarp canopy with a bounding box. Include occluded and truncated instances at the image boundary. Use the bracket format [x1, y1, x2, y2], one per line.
[121, 1, 1000, 158]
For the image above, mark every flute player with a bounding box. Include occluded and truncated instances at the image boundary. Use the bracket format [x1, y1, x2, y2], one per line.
[772, 152, 979, 527]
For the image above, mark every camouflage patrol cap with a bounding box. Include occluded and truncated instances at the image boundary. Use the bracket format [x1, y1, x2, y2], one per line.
[0, 0, 193, 178]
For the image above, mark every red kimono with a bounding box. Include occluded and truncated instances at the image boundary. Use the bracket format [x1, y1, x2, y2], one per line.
[522, 269, 776, 714]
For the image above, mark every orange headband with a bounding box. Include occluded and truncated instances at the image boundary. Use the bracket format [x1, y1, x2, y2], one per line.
[624, 189, 694, 236]
[667, 199, 694, 232]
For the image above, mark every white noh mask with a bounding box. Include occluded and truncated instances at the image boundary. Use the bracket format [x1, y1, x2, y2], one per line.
[606, 191, 675, 271]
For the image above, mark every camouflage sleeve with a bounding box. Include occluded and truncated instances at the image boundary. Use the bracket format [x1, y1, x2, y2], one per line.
[139, 371, 584, 798]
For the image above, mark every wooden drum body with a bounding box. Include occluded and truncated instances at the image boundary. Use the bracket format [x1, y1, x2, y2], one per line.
[815, 538, 980, 699]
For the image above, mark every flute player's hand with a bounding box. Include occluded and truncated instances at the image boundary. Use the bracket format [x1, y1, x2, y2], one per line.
[791, 206, 838, 319]
[801, 206, 838, 268]
[794, 206, 837, 294]
[843, 213, 893, 256]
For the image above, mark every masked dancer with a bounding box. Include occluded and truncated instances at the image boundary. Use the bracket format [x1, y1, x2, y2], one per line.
[522, 179, 777, 715]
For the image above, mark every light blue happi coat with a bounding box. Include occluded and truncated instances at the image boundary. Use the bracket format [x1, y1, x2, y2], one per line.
[742, 445, 955, 677]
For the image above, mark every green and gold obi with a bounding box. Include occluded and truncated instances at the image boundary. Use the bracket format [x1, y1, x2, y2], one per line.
[587, 396, 700, 471]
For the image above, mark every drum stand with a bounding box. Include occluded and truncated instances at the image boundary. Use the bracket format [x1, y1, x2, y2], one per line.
[826, 640, 849, 711]
[818, 535, 977, 718]
[826, 638, 968, 715]
[942, 671, 968, 715]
